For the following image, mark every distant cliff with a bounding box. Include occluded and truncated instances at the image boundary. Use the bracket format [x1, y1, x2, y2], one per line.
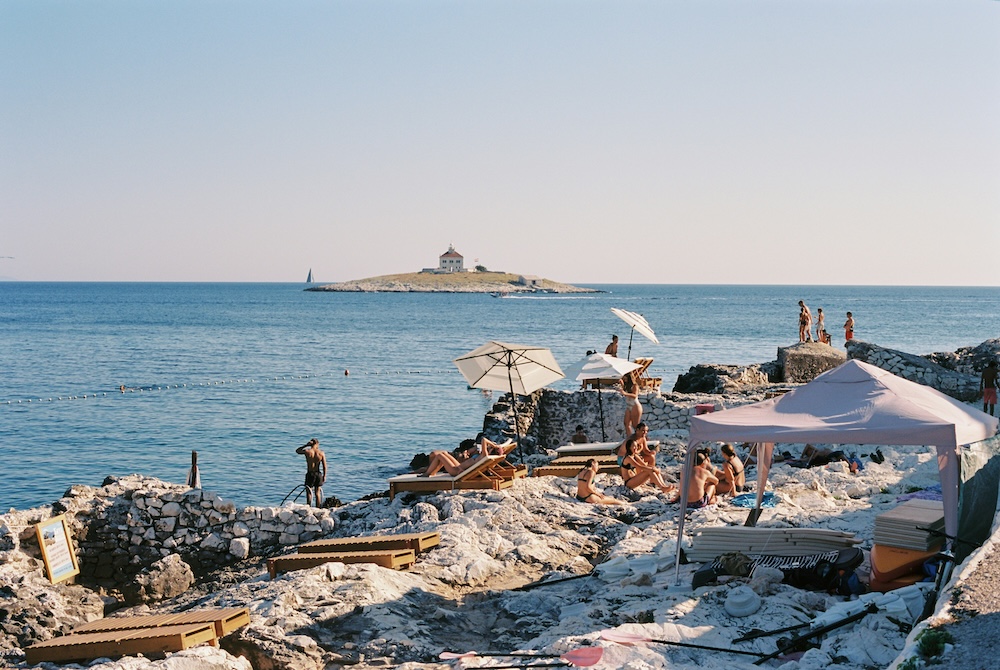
[306, 271, 599, 293]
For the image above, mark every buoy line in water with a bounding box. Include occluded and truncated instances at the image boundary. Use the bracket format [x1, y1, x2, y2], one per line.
[2, 368, 462, 407]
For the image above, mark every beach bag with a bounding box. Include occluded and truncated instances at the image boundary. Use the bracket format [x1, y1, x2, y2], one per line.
[781, 547, 865, 594]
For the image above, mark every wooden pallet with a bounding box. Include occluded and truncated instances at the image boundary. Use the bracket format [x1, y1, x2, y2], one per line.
[26, 622, 217, 664]
[267, 549, 416, 578]
[71, 607, 250, 639]
[297, 531, 440, 555]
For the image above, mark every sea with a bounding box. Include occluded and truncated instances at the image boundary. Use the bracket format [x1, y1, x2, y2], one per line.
[2, 283, 998, 512]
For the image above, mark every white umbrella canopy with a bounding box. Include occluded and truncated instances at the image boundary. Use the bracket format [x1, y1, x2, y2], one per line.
[454, 341, 564, 395]
[454, 341, 565, 461]
[563, 352, 642, 441]
[563, 352, 642, 382]
[611, 308, 659, 359]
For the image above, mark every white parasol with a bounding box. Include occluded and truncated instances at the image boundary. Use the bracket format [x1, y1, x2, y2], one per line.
[611, 308, 660, 359]
[454, 341, 564, 461]
[563, 352, 642, 440]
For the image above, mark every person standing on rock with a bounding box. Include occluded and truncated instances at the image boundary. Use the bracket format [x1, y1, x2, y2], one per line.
[296, 438, 327, 507]
[815, 308, 826, 343]
[981, 360, 999, 416]
[844, 312, 855, 347]
[798, 301, 813, 342]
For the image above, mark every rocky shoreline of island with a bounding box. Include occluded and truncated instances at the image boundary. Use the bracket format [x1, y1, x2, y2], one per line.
[305, 270, 600, 294]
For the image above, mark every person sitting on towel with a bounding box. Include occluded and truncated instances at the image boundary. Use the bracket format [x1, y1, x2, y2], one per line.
[716, 443, 747, 495]
[574, 459, 623, 505]
[687, 452, 719, 508]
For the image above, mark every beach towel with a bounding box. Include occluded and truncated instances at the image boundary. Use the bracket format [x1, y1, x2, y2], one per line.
[730, 492, 779, 508]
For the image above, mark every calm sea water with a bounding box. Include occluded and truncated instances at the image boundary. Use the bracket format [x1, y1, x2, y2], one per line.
[2, 282, 998, 511]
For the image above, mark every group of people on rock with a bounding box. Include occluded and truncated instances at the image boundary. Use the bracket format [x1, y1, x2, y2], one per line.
[798, 300, 854, 347]
[573, 421, 748, 509]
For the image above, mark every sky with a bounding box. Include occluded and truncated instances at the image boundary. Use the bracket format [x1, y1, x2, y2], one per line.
[2, 1, 998, 285]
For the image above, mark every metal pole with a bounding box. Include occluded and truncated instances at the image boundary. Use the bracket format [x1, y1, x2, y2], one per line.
[506, 354, 523, 463]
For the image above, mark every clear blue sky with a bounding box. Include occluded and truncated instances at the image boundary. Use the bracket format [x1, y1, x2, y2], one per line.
[2, 1, 998, 285]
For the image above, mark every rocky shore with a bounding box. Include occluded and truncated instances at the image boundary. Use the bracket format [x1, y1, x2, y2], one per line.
[305, 271, 598, 293]
[2, 338, 998, 670]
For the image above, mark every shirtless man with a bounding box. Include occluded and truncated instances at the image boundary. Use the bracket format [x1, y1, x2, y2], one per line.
[296, 438, 327, 507]
[844, 312, 855, 346]
[687, 452, 719, 508]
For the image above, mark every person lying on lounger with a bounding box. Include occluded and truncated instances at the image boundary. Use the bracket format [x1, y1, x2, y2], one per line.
[574, 459, 623, 505]
[421, 449, 484, 477]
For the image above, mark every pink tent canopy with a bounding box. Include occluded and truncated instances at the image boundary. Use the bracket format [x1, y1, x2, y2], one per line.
[676, 360, 999, 578]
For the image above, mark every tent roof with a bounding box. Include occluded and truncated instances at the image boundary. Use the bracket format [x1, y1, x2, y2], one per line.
[689, 360, 998, 449]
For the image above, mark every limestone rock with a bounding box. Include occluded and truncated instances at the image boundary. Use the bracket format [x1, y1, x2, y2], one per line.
[778, 341, 847, 383]
[124, 553, 194, 604]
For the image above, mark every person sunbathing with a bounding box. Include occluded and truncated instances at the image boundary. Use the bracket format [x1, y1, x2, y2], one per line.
[687, 452, 719, 508]
[574, 459, 623, 505]
[621, 439, 678, 499]
[421, 449, 484, 477]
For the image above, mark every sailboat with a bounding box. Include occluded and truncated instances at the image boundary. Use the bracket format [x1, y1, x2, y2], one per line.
[306, 268, 314, 283]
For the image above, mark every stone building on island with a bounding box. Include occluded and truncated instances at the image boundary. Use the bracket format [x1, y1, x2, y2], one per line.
[421, 244, 466, 273]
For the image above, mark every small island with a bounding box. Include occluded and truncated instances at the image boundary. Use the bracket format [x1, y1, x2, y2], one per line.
[306, 244, 599, 294]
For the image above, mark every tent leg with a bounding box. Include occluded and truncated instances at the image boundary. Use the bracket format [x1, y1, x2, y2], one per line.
[744, 508, 763, 527]
[598, 387, 607, 441]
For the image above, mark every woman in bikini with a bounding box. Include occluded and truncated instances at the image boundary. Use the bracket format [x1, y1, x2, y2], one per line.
[621, 439, 678, 499]
[575, 459, 624, 505]
[716, 443, 747, 495]
[620, 371, 642, 435]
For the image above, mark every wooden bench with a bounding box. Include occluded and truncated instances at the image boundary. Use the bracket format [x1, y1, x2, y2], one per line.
[267, 549, 416, 578]
[297, 531, 440, 555]
[26, 622, 217, 664]
[71, 607, 251, 639]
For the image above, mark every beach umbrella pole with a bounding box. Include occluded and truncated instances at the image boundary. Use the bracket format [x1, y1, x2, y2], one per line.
[598, 387, 607, 441]
[626, 328, 635, 360]
[506, 356, 524, 463]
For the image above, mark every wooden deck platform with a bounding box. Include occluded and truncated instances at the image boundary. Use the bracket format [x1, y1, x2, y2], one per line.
[25, 622, 217, 664]
[267, 548, 417, 579]
[297, 531, 440, 555]
[71, 607, 250, 639]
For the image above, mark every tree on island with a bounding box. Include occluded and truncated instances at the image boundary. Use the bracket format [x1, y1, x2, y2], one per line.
[475, 264, 488, 272]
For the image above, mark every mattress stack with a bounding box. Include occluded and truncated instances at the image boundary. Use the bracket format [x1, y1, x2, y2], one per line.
[686, 526, 860, 564]
[870, 499, 944, 592]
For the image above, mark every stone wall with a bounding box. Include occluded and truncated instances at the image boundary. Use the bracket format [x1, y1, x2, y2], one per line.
[48, 475, 335, 591]
[778, 341, 847, 383]
[846, 340, 981, 401]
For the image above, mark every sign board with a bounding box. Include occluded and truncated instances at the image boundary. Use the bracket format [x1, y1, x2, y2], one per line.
[35, 514, 80, 584]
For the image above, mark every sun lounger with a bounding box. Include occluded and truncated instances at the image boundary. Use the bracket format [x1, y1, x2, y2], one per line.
[70, 607, 250, 639]
[554, 440, 659, 457]
[297, 531, 440, 555]
[267, 548, 416, 578]
[488, 439, 528, 479]
[532, 454, 619, 478]
[25, 622, 218, 664]
[388, 454, 512, 500]
[633, 357, 662, 391]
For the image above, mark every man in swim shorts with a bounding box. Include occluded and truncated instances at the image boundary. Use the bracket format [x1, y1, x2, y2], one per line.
[844, 312, 855, 345]
[687, 452, 719, 509]
[296, 438, 327, 507]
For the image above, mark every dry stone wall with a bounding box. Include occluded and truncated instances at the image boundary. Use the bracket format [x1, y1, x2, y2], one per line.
[847, 340, 981, 401]
[50, 475, 335, 591]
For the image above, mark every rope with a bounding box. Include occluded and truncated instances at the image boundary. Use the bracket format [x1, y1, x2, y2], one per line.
[2, 368, 464, 407]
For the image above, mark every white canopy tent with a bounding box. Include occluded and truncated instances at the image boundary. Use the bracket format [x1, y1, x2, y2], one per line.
[676, 360, 999, 578]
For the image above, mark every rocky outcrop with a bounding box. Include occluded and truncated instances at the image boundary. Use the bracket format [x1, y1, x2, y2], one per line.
[123, 553, 194, 605]
[847, 340, 981, 401]
[673, 363, 778, 394]
[778, 341, 847, 383]
[924, 338, 1000, 376]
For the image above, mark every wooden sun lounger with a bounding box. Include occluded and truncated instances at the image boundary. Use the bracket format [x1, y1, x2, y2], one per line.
[70, 607, 250, 638]
[554, 441, 621, 457]
[633, 357, 662, 391]
[489, 439, 528, 479]
[267, 549, 416, 578]
[297, 531, 440, 555]
[388, 454, 512, 500]
[25, 622, 218, 664]
[532, 454, 620, 478]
